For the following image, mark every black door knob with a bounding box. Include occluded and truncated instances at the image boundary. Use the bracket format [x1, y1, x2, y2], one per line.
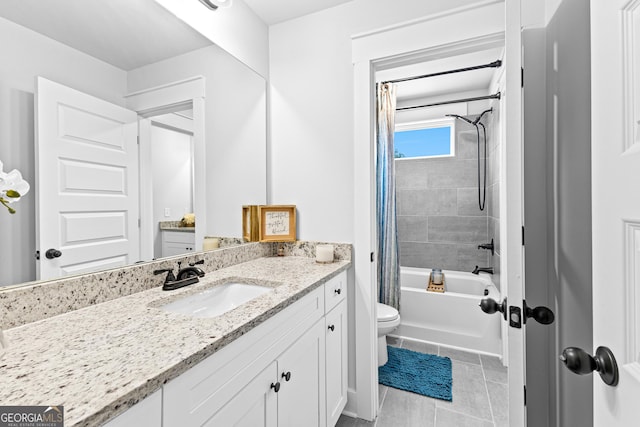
[479, 297, 507, 320]
[45, 249, 62, 259]
[328, 325, 335, 332]
[560, 346, 619, 386]
[524, 302, 555, 325]
[282, 371, 291, 382]
[334, 288, 341, 295]
[270, 382, 281, 392]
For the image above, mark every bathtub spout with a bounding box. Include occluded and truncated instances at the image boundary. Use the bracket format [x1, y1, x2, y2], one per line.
[472, 266, 494, 275]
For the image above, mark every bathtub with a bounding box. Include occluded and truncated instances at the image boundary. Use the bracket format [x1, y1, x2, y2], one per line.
[392, 266, 502, 356]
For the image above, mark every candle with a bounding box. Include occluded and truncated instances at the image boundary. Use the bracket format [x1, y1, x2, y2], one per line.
[316, 244, 334, 263]
[203, 237, 220, 251]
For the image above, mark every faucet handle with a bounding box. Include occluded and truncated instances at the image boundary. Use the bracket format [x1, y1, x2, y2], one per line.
[154, 268, 176, 283]
[189, 259, 204, 266]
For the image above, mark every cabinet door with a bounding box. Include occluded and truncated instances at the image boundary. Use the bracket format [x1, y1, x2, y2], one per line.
[205, 361, 278, 427]
[325, 300, 348, 427]
[277, 321, 326, 427]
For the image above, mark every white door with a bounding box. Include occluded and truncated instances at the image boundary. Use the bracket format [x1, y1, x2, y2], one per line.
[35, 77, 139, 280]
[590, 0, 640, 423]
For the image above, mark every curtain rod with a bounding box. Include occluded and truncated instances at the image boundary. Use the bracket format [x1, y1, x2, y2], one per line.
[382, 60, 502, 85]
[396, 92, 501, 111]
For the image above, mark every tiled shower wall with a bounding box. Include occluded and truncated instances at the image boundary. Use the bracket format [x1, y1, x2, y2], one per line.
[396, 109, 501, 277]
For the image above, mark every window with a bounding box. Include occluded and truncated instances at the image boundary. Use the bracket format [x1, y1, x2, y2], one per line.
[394, 118, 455, 159]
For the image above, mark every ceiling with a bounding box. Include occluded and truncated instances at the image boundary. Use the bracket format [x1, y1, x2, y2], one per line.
[0, 0, 212, 70]
[243, 0, 353, 25]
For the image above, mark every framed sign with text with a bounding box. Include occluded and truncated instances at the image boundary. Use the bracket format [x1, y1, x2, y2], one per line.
[258, 205, 296, 242]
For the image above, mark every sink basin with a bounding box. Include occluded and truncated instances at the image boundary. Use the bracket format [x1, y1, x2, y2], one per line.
[161, 282, 272, 318]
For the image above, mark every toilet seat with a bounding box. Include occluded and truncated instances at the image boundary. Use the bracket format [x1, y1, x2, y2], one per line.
[377, 302, 399, 322]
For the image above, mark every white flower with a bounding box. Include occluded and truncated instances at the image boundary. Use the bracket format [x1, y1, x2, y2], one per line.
[0, 160, 30, 214]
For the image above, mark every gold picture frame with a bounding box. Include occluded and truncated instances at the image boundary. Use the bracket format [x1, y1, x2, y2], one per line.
[242, 205, 259, 242]
[258, 205, 297, 242]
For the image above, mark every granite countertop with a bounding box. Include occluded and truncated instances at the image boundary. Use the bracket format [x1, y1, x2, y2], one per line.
[158, 221, 194, 232]
[0, 256, 350, 427]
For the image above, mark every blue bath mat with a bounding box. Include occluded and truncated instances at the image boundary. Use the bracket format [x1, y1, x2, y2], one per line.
[379, 346, 452, 401]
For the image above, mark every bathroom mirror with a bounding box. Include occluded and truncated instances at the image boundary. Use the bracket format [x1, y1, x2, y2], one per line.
[0, 0, 267, 287]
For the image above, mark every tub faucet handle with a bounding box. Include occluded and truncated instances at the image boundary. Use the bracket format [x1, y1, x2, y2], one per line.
[477, 238, 495, 255]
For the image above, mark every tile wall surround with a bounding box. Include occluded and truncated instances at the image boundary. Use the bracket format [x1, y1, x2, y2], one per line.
[0, 241, 352, 329]
[396, 107, 501, 287]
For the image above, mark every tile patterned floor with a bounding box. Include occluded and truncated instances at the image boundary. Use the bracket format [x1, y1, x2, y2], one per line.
[337, 337, 508, 427]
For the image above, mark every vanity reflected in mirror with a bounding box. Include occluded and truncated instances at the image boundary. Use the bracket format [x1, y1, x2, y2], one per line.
[0, 0, 267, 287]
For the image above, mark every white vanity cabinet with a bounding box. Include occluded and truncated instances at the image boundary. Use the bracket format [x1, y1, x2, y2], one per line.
[161, 230, 195, 257]
[111, 270, 347, 427]
[206, 320, 326, 427]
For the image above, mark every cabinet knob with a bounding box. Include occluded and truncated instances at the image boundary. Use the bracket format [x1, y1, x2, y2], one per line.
[281, 371, 291, 382]
[270, 382, 281, 393]
[328, 325, 335, 332]
[334, 288, 341, 295]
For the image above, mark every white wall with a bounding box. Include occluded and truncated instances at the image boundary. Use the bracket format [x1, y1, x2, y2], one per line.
[0, 16, 127, 287]
[153, 0, 269, 78]
[128, 45, 267, 239]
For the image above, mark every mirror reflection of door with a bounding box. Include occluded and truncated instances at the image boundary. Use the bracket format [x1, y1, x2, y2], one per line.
[148, 110, 195, 259]
[35, 77, 140, 281]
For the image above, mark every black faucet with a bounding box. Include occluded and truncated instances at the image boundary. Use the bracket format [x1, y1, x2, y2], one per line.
[472, 265, 494, 275]
[176, 260, 205, 281]
[154, 261, 204, 291]
[477, 238, 494, 255]
[154, 268, 177, 284]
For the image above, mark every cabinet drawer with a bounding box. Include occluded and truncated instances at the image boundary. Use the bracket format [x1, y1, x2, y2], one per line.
[162, 230, 195, 244]
[324, 271, 346, 313]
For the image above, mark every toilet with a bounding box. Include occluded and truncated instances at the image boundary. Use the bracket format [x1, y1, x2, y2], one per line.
[377, 302, 401, 366]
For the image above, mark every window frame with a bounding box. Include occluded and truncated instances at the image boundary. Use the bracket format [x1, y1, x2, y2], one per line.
[393, 117, 456, 160]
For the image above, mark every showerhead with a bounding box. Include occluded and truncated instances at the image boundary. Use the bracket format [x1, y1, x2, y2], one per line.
[446, 108, 493, 126]
[473, 108, 493, 125]
[446, 114, 474, 125]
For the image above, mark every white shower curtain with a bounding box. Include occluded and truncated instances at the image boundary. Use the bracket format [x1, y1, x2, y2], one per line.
[376, 82, 400, 310]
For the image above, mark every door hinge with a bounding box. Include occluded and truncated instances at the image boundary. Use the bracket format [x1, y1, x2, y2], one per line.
[137, 135, 140, 145]
[522, 226, 525, 246]
[370, 252, 374, 263]
[35, 250, 40, 260]
[524, 385, 527, 405]
[138, 218, 141, 228]
[521, 67, 524, 88]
